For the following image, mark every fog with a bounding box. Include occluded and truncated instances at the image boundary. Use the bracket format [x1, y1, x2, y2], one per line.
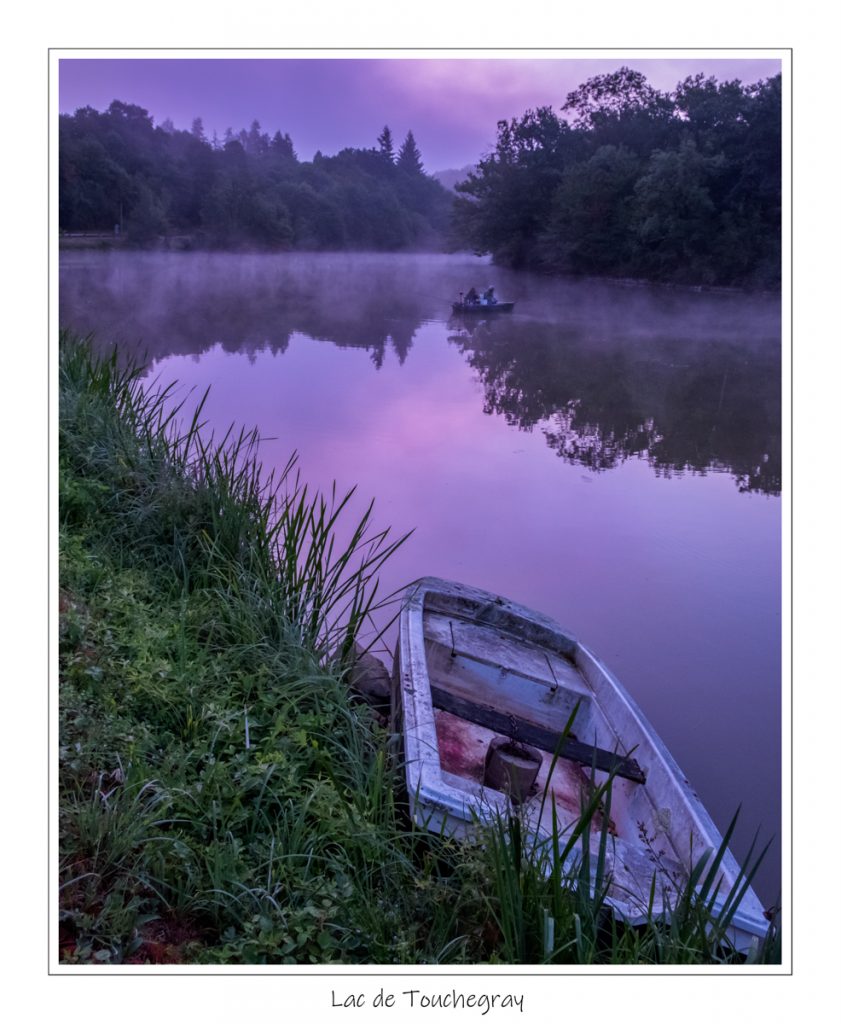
[60, 251, 781, 492]
[60, 250, 780, 363]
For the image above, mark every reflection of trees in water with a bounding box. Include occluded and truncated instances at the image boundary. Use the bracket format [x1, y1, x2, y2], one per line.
[542, 401, 664, 473]
[449, 318, 780, 495]
[61, 255, 781, 495]
[60, 255, 428, 369]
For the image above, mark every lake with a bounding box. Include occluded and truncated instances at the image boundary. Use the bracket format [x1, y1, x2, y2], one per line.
[59, 250, 782, 907]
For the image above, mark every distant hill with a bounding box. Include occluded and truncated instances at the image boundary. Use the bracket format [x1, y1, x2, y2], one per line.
[433, 166, 476, 192]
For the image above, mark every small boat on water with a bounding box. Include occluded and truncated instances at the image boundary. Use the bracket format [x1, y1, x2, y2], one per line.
[451, 300, 515, 314]
[391, 577, 769, 953]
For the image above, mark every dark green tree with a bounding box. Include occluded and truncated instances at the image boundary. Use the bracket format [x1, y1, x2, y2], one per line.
[562, 67, 673, 131]
[453, 108, 574, 267]
[126, 179, 168, 241]
[630, 139, 724, 283]
[377, 125, 395, 162]
[397, 130, 424, 174]
[542, 144, 642, 274]
[269, 130, 297, 164]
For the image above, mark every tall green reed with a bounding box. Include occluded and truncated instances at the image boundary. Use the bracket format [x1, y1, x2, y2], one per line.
[59, 331, 410, 661]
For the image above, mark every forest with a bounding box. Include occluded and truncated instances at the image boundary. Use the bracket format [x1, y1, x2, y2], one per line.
[59, 67, 781, 287]
[454, 68, 781, 287]
[59, 106, 452, 250]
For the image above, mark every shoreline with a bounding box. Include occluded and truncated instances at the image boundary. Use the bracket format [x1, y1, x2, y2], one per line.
[58, 241, 779, 296]
[57, 333, 780, 966]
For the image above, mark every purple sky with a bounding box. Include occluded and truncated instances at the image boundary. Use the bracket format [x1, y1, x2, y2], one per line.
[59, 57, 781, 172]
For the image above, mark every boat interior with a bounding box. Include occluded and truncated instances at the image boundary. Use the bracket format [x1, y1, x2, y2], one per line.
[421, 598, 692, 911]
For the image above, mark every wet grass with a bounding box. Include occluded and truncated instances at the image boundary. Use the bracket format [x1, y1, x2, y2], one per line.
[58, 332, 779, 965]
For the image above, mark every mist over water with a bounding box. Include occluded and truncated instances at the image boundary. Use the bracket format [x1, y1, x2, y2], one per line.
[60, 250, 782, 905]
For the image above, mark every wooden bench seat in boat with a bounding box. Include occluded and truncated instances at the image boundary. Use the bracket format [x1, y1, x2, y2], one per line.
[429, 685, 646, 784]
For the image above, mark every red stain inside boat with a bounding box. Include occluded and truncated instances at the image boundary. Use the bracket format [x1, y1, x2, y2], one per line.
[434, 708, 485, 781]
[434, 707, 617, 834]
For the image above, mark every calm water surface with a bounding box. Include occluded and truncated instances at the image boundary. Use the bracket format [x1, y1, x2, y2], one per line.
[60, 251, 782, 905]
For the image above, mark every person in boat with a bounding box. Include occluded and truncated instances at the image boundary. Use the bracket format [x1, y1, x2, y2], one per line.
[464, 286, 479, 305]
[482, 285, 497, 305]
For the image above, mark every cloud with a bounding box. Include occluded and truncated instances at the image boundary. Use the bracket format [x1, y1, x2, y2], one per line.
[59, 56, 782, 173]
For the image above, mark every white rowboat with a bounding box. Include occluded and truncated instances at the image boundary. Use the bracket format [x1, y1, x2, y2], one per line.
[391, 577, 769, 954]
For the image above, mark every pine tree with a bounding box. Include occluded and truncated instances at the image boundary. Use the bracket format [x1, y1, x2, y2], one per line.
[397, 130, 423, 174]
[246, 120, 268, 156]
[270, 131, 297, 162]
[377, 125, 395, 162]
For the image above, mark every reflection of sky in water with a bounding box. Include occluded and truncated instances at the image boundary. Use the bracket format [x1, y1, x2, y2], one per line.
[60, 252, 782, 905]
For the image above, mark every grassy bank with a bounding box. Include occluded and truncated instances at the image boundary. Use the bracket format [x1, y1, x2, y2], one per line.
[58, 334, 779, 965]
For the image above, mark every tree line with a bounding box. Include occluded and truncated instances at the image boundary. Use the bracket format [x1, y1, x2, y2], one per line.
[59, 67, 781, 288]
[59, 101, 452, 249]
[453, 68, 781, 288]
